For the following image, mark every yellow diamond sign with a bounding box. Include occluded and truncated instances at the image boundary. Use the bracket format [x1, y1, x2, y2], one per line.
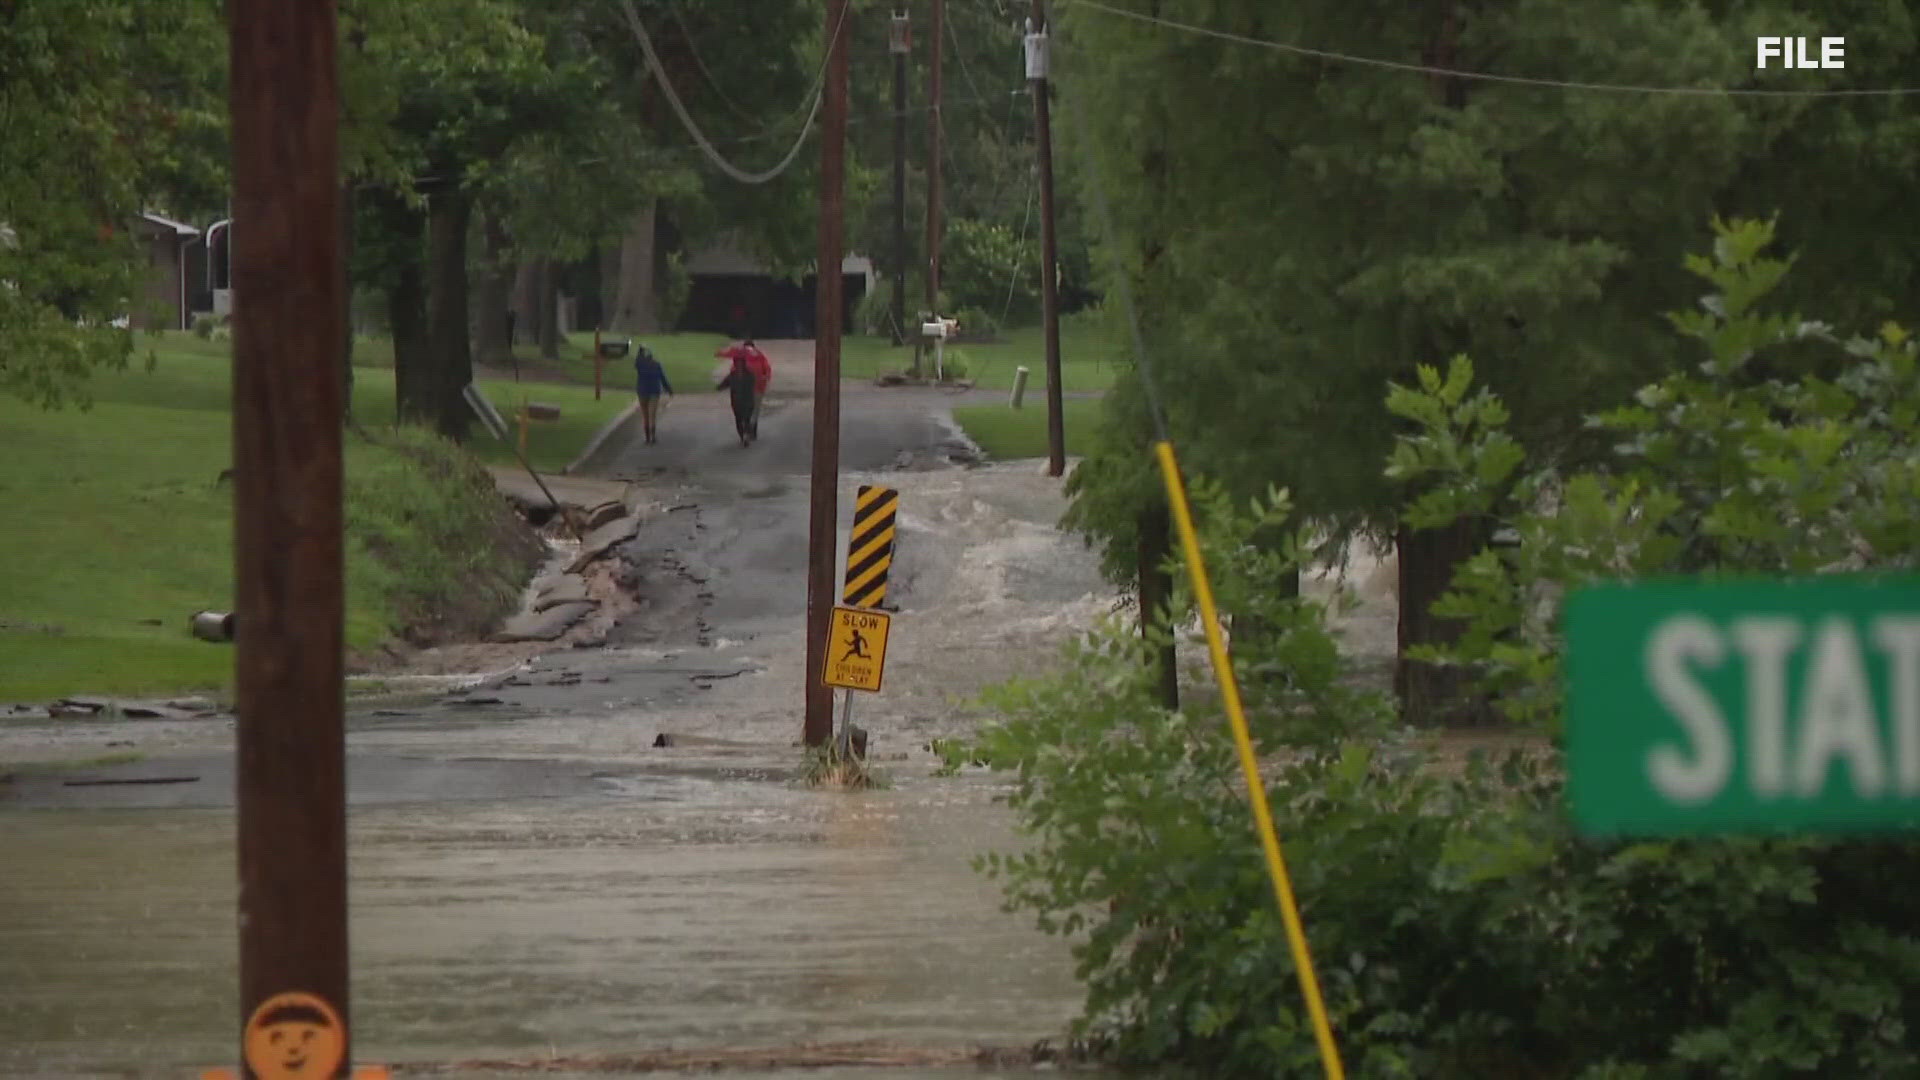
[823, 606, 891, 692]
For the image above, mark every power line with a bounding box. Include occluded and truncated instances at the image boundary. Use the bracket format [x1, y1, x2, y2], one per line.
[663, 0, 761, 122]
[999, 172, 1037, 327]
[1063, 0, 1920, 98]
[616, 0, 850, 184]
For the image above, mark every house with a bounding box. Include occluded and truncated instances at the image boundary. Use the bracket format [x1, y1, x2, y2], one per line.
[130, 212, 203, 330]
[676, 236, 874, 339]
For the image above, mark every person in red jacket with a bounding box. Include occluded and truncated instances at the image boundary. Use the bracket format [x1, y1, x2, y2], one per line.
[715, 338, 772, 442]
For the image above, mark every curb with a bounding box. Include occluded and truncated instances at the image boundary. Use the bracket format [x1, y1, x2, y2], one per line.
[564, 400, 637, 475]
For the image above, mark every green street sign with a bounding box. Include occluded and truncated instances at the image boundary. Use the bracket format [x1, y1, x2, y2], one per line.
[1565, 577, 1920, 835]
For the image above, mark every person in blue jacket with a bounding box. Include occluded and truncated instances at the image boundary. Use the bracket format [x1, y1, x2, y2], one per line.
[633, 344, 673, 445]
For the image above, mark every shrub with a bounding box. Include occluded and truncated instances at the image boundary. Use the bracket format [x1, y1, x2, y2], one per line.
[938, 349, 970, 381]
[968, 218, 1920, 1077]
[856, 280, 900, 338]
[951, 306, 999, 343]
[945, 217, 1037, 321]
[191, 313, 216, 339]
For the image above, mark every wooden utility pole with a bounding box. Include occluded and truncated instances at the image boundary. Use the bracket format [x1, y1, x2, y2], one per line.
[920, 0, 944, 372]
[890, 10, 910, 347]
[804, 0, 852, 747]
[229, 0, 351, 1069]
[1028, 4, 1065, 476]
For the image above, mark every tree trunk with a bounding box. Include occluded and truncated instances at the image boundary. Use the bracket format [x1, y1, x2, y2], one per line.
[606, 199, 659, 332]
[389, 263, 430, 424]
[473, 208, 511, 368]
[376, 190, 432, 425]
[1394, 517, 1490, 726]
[537, 258, 560, 361]
[427, 188, 473, 442]
[1138, 501, 1179, 710]
[510, 258, 538, 349]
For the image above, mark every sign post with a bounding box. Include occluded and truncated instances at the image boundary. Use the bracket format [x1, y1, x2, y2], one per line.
[1565, 577, 1920, 835]
[834, 485, 899, 744]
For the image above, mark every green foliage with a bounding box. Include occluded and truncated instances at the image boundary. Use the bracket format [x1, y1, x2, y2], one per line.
[1050, 0, 1920, 583]
[798, 741, 890, 791]
[973, 221, 1920, 1076]
[951, 306, 1000, 343]
[855, 279, 899, 339]
[944, 218, 1036, 326]
[657, 250, 692, 330]
[0, 0, 221, 408]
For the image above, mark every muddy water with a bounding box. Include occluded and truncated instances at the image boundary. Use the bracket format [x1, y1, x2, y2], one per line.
[0, 771, 1102, 1077]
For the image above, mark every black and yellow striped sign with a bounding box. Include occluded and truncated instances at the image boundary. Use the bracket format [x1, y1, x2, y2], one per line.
[841, 484, 898, 608]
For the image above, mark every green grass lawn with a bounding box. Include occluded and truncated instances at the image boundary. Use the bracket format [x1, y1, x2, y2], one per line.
[0, 333, 600, 701]
[147, 333, 630, 474]
[840, 314, 1127, 393]
[951, 396, 1105, 461]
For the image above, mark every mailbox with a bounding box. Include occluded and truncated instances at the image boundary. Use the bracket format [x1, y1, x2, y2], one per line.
[596, 339, 630, 359]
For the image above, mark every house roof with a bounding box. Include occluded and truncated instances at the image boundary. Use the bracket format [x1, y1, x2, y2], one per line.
[138, 211, 201, 237]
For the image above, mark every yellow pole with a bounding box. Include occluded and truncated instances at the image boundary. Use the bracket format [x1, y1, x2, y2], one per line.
[1152, 440, 1346, 1080]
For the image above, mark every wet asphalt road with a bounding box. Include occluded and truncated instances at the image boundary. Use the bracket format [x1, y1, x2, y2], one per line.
[0, 349, 1126, 1077]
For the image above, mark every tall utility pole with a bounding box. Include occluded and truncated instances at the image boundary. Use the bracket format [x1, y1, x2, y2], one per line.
[890, 11, 910, 347]
[229, 0, 351, 1066]
[804, 0, 852, 747]
[1028, 5, 1065, 477]
[923, 0, 944, 331]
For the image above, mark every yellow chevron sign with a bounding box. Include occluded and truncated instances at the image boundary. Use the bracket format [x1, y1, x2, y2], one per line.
[842, 484, 898, 608]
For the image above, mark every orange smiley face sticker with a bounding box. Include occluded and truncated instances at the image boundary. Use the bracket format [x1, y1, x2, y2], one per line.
[243, 992, 345, 1080]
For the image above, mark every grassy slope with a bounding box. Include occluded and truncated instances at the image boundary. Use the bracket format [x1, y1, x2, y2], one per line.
[0, 334, 557, 701]
[951, 396, 1105, 461]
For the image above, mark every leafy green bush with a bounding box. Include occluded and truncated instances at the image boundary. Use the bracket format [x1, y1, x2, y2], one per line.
[952, 305, 1000, 343]
[856, 279, 900, 338]
[969, 219, 1920, 1077]
[945, 217, 1036, 323]
[191, 314, 216, 339]
[937, 348, 969, 382]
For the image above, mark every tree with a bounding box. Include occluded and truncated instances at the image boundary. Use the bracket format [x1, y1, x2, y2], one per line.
[1053, 0, 1787, 723]
[0, 0, 223, 408]
[345, 0, 603, 439]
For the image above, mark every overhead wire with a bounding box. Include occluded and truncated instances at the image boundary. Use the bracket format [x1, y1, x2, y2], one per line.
[1061, 0, 1920, 97]
[615, 0, 850, 184]
[998, 172, 1036, 328]
[662, 0, 763, 122]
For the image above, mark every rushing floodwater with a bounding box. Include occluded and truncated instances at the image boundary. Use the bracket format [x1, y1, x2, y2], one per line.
[0, 771, 1115, 1078]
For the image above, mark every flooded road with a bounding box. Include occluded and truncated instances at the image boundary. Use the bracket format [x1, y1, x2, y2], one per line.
[0, 771, 1098, 1077]
[0, 366, 1306, 1077]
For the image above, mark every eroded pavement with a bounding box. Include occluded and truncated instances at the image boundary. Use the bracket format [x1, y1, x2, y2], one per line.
[0, 366, 1129, 1078]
